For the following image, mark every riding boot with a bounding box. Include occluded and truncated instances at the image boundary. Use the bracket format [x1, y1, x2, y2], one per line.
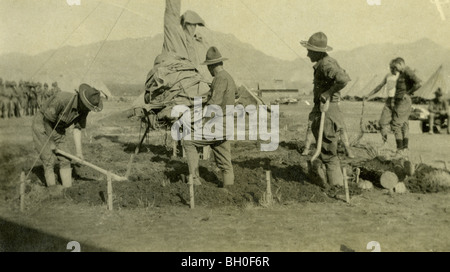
[44, 168, 56, 187]
[222, 171, 235, 187]
[326, 160, 344, 187]
[309, 160, 328, 188]
[59, 167, 73, 188]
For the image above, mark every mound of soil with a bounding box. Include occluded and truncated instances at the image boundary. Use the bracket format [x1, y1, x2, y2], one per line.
[62, 140, 366, 209]
[352, 157, 450, 194]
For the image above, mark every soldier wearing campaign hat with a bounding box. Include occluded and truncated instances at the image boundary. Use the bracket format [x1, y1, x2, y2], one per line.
[32, 83, 103, 188]
[300, 32, 352, 188]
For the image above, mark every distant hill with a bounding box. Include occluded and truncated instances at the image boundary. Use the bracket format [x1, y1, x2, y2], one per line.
[0, 31, 449, 96]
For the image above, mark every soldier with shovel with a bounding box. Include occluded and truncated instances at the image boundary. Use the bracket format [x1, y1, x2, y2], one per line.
[32, 84, 103, 188]
[300, 32, 351, 187]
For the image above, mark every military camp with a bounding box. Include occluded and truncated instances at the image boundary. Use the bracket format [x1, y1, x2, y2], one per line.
[0, 0, 449, 255]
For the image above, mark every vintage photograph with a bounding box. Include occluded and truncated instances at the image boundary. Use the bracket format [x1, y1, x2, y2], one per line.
[0, 0, 449, 254]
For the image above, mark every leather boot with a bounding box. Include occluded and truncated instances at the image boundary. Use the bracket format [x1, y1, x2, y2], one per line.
[309, 160, 328, 188]
[59, 167, 73, 188]
[326, 162, 344, 187]
[222, 171, 234, 187]
[44, 168, 56, 187]
[403, 138, 409, 150]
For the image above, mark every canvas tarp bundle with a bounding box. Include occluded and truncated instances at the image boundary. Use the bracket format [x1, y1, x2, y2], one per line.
[132, 53, 210, 122]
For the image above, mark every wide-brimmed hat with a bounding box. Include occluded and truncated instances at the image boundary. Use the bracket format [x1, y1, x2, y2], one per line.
[181, 10, 205, 26]
[435, 88, 444, 97]
[79, 83, 103, 112]
[300, 32, 333, 52]
[201, 47, 228, 66]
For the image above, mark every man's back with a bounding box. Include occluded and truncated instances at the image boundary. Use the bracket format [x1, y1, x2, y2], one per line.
[208, 70, 236, 113]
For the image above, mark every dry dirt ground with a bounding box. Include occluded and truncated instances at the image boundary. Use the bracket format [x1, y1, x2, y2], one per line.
[0, 98, 449, 252]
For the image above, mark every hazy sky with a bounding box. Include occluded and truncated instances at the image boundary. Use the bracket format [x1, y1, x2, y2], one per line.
[1, 0, 449, 60]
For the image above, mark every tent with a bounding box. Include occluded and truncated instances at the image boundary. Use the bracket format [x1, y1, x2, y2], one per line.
[414, 65, 449, 100]
[344, 75, 382, 99]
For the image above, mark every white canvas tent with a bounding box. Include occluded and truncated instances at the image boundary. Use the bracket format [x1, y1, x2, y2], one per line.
[414, 65, 449, 100]
[343, 75, 382, 99]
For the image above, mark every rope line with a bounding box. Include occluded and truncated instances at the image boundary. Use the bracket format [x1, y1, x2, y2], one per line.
[30, 1, 102, 81]
[23, 0, 132, 183]
[81, 0, 132, 81]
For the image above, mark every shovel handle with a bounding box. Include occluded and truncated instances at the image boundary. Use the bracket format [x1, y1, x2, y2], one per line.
[55, 149, 127, 182]
[311, 110, 326, 163]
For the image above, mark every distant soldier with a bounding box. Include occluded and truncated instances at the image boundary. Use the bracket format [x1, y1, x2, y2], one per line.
[390, 57, 422, 156]
[43, 83, 53, 101]
[32, 84, 103, 188]
[51, 82, 62, 95]
[9, 81, 22, 117]
[0, 77, 8, 118]
[36, 82, 44, 109]
[366, 60, 400, 146]
[27, 84, 39, 115]
[428, 88, 449, 134]
[300, 32, 351, 187]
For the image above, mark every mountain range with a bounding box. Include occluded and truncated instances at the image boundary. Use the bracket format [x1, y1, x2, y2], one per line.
[1, 29, 449, 95]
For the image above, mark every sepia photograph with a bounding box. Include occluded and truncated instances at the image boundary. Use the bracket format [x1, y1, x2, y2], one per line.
[0, 0, 449, 256]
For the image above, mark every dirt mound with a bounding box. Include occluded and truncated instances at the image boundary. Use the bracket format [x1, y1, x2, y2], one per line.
[352, 157, 450, 194]
[65, 157, 337, 209]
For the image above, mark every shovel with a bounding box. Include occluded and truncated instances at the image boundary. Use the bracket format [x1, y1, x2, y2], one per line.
[310, 99, 329, 163]
[55, 149, 128, 182]
[307, 100, 329, 188]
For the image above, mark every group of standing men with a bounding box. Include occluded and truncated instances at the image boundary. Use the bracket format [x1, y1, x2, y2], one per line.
[0, 78, 62, 118]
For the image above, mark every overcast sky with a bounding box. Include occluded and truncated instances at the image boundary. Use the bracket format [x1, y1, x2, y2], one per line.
[1, 0, 449, 60]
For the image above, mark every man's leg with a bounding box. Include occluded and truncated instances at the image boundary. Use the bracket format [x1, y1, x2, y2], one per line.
[182, 140, 201, 185]
[392, 96, 411, 155]
[379, 103, 392, 145]
[340, 127, 355, 158]
[322, 116, 343, 186]
[211, 141, 234, 187]
[32, 113, 57, 186]
[302, 115, 314, 156]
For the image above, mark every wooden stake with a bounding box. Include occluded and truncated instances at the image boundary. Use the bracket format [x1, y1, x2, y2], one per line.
[343, 168, 350, 203]
[20, 172, 26, 212]
[420, 155, 424, 164]
[189, 175, 195, 209]
[444, 161, 449, 171]
[107, 173, 113, 211]
[266, 171, 273, 206]
[182, 146, 186, 158]
[356, 168, 361, 184]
